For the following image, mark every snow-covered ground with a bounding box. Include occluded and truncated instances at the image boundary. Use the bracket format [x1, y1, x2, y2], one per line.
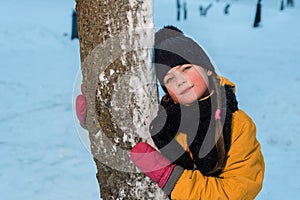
[0, 0, 99, 199]
[1, 0, 299, 199]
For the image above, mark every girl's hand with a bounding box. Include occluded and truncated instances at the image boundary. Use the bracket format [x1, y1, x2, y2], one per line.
[75, 84, 87, 129]
[130, 142, 176, 189]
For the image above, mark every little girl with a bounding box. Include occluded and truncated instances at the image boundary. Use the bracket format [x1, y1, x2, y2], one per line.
[130, 26, 265, 199]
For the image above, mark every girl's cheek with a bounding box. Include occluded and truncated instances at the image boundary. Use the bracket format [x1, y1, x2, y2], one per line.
[167, 89, 179, 103]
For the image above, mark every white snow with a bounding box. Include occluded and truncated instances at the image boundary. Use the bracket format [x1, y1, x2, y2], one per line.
[1, 0, 299, 199]
[99, 73, 106, 82]
[109, 69, 115, 76]
[0, 0, 99, 199]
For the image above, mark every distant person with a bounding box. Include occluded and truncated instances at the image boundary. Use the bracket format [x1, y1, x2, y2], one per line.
[183, 0, 187, 20]
[130, 26, 265, 199]
[177, 0, 181, 21]
[253, 0, 262, 27]
[287, 0, 294, 7]
[199, 5, 203, 16]
[280, 0, 285, 11]
[224, 3, 230, 15]
[71, 10, 78, 40]
[199, 3, 213, 16]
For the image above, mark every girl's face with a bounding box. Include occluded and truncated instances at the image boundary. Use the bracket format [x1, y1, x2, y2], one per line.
[163, 64, 210, 105]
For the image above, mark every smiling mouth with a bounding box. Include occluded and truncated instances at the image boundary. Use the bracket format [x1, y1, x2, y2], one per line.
[180, 86, 193, 95]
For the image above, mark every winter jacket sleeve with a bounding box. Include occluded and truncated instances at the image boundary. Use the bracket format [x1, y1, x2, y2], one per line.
[169, 110, 265, 200]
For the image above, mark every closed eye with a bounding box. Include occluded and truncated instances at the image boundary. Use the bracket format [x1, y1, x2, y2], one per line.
[165, 76, 174, 84]
[182, 65, 192, 71]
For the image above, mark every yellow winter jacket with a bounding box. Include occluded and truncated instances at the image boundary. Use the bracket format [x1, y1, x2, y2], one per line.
[170, 77, 265, 200]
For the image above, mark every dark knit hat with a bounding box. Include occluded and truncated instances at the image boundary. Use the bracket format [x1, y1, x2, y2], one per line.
[154, 26, 215, 93]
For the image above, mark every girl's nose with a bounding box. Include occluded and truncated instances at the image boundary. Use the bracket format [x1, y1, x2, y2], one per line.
[176, 72, 187, 87]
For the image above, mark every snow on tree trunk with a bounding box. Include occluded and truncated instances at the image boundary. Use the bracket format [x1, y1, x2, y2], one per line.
[75, 0, 167, 199]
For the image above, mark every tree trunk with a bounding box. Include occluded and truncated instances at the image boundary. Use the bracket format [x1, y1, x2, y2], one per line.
[75, 0, 167, 199]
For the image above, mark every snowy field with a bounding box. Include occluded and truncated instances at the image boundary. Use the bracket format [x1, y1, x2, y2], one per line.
[1, 0, 299, 199]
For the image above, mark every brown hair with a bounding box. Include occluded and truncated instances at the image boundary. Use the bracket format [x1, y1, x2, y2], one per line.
[206, 73, 227, 175]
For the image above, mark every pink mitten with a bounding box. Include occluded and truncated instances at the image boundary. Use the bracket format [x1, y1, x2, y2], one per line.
[75, 94, 87, 129]
[130, 142, 175, 188]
